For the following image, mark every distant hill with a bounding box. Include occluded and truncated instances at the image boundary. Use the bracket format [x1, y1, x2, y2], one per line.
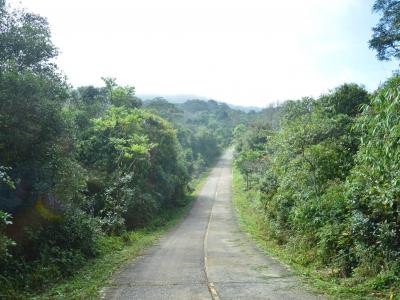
[226, 104, 263, 113]
[137, 94, 207, 104]
[137, 94, 262, 112]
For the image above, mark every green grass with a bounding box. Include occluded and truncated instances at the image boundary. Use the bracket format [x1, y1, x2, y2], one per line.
[30, 172, 210, 300]
[231, 166, 399, 300]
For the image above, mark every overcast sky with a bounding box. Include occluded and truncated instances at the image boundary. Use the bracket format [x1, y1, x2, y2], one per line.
[9, 0, 399, 107]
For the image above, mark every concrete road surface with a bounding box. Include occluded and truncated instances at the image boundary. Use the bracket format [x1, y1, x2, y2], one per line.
[102, 150, 324, 300]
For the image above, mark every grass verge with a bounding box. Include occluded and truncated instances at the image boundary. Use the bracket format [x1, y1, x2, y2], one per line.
[232, 166, 399, 300]
[32, 171, 211, 300]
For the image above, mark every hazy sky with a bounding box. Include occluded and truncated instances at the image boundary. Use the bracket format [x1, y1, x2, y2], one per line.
[9, 0, 399, 107]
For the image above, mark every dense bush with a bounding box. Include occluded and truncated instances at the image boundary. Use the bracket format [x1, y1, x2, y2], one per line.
[79, 106, 190, 229]
[0, 209, 101, 296]
[0, 211, 14, 266]
[234, 81, 400, 288]
[345, 85, 400, 278]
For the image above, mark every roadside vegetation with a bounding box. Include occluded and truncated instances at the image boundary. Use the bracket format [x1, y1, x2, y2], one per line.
[232, 4, 400, 297]
[34, 172, 210, 300]
[233, 80, 400, 298]
[0, 1, 245, 298]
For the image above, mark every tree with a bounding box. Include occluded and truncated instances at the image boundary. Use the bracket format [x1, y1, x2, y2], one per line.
[0, 1, 76, 210]
[318, 83, 370, 117]
[101, 77, 141, 108]
[0, 0, 58, 72]
[80, 107, 189, 229]
[235, 150, 261, 189]
[369, 0, 400, 61]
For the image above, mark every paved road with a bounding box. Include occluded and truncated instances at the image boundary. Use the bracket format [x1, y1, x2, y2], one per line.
[102, 150, 324, 300]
